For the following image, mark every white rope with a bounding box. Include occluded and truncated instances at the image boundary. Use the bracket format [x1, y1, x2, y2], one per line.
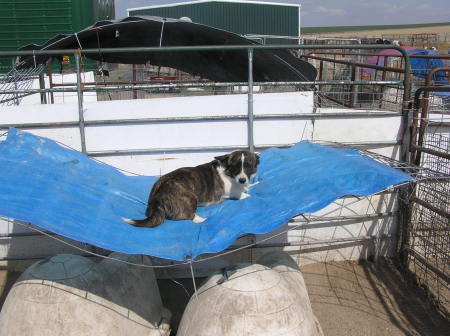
[189, 260, 199, 301]
[74, 32, 83, 49]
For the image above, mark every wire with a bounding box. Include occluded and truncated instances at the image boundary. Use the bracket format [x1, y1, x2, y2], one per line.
[74, 32, 83, 50]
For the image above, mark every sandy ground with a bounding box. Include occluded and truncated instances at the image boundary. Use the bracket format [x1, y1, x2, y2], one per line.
[302, 260, 449, 336]
[304, 25, 450, 38]
[1, 258, 448, 335]
[304, 25, 450, 53]
[158, 259, 449, 335]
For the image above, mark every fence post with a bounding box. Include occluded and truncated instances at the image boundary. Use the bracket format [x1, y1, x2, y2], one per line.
[349, 65, 357, 107]
[11, 59, 19, 106]
[247, 48, 255, 152]
[317, 60, 323, 107]
[75, 52, 87, 154]
[38, 73, 47, 104]
[132, 64, 138, 99]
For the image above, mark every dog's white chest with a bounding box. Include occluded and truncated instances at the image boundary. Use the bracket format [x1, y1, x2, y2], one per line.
[217, 167, 246, 200]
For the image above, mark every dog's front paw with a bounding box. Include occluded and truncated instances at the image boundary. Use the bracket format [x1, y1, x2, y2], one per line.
[244, 181, 260, 191]
[239, 192, 251, 200]
[249, 181, 260, 187]
[193, 214, 207, 223]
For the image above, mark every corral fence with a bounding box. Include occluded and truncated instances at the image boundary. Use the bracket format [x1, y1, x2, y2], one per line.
[406, 84, 450, 316]
[300, 49, 449, 111]
[303, 32, 450, 48]
[380, 33, 450, 46]
[0, 44, 449, 317]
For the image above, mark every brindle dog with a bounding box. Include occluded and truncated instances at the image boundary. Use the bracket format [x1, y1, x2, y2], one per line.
[124, 150, 259, 228]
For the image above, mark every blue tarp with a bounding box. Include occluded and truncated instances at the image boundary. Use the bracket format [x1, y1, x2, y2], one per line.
[0, 129, 412, 261]
[364, 48, 447, 83]
[408, 49, 447, 83]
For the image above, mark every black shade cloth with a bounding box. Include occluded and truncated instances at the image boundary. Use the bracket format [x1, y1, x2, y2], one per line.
[18, 16, 317, 82]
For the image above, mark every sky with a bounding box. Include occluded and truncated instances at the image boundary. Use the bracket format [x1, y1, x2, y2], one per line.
[115, 0, 450, 27]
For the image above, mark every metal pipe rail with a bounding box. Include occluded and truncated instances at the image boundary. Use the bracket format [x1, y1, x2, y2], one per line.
[411, 86, 450, 164]
[0, 44, 412, 56]
[244, 234, 392, 249]
[404, 247, 450, 286]
[0, 111, 402, 130]
[0, 212, 396, 239]
[0, 80, 403, 95]
[85, 141, 400, 158]
[304, 51, 450, 59]
[0, 234, 392, 263]
[302, 54, 405, 73]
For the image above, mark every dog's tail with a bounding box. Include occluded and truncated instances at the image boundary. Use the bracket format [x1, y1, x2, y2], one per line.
[122, 204, 165, 228]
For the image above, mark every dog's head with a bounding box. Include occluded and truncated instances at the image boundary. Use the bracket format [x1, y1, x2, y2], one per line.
[215, 151, 260, 185]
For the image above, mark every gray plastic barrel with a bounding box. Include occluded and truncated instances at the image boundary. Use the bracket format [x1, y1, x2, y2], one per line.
[177, 251, 323, 336]
[0, 253, 171, 336]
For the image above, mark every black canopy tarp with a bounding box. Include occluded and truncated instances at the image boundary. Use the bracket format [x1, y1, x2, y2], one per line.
[18, 16, 317, 82]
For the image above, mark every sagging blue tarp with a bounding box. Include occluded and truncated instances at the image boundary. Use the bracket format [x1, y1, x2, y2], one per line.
[0, 129, 412, 261]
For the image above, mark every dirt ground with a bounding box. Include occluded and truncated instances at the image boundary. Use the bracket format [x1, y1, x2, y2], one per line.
[301, 259, 448, 336]
[1, 258, 448, 335]
[304, 24, 450, 53]
[158, 259, 449, 335]
[304, 25, 450, 38]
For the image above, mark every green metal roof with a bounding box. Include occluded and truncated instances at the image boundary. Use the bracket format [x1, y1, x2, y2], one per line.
[0, 0, 93, 51]
[0, 0, 114, 72]
[128, 0, 300, 38]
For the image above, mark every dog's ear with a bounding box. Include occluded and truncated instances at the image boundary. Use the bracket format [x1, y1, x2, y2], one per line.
[214, 154, 230, 166]
[255, 153, 260, 166]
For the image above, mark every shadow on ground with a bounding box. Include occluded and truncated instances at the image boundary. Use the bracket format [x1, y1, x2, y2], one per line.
[301, 259, 449, 336]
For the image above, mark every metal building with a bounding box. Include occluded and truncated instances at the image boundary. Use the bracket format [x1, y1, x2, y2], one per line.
[0, 0, 115, 72]
[127, 0, 301, 43]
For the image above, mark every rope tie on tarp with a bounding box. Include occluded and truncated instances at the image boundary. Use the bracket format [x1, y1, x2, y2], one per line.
[94, 27, 105, 65]
[159, 19, 166, 47]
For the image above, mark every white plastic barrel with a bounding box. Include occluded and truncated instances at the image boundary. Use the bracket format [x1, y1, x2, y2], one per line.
[0, 253, 171, 336]
[177, 251, 323, 336]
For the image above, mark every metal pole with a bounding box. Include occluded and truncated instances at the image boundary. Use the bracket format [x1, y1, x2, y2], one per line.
[74, 52, 87, 154]
[38, 73, 47, 104]
[0, 80, 403, 95]
[47, 63, 55, 104]
[349, 65, 357, 107]
[12, 59, 19, 105]
[247, 48, 255, 152]
[132, 64, 138, 99]
[397, 48, 413, 267]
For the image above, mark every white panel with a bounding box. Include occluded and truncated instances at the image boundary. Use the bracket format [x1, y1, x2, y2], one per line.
[312, 108, 402, 143]
[85, 121, 248, 151]
[97, 152, 229, 177]
[18, 72, 97, 106]
[0, 103, 79, 124]
[22, 128, 82, 151]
